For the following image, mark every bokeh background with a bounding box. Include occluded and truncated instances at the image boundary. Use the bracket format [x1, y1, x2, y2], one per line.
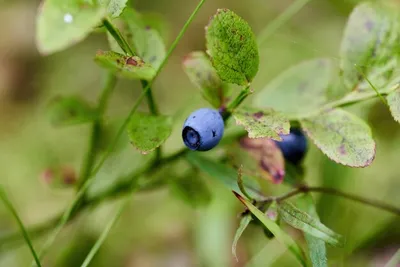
[0, 0, 399, 266]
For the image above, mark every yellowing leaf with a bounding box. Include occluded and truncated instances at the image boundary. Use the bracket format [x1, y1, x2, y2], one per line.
[300, 109, 375, 167]
[233, 107, 290, 140]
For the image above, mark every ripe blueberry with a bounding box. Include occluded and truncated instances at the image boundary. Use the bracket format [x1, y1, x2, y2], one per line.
[182, 108, 224, 151]
[274, 128, 307, 165]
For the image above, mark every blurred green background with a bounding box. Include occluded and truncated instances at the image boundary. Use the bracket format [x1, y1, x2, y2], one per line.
[0, 0, 399, 266]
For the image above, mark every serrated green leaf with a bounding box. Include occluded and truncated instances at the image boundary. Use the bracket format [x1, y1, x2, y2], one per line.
[300, 109, 375, 167]
[95, 50, 156, 80]
[233, 107, 290, 140]
[234, 192, 306, 266]
[206, 9, 259, 85]
[278, 201, 344, 247]
[47, 96, 98, 127]
[169, 170, 211, 208]
[183, 51, 225, 108]
[98, 0, 127, 18]
[232, 214, 252, 262]
[186, 153, 264, 200]
[254, 58, 334, 115]
[36, 0, 106, 55]
[297, 195, 327, 267]
[387, 88, 400, 123]
[122, 8, 166, 69]
[127, 113, 172, 154]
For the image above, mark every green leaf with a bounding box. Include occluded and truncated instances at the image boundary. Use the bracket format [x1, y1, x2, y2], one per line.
[98, 0, 127, 18]
[232, 214, 252, 262]
[169, 170, 211, 208]
[206, 9, 259, 85]
[127, 113, 172, 154]
[254, 58, 334, 115]
[36, 0, 106, 55]
[95, 50, 156, 80]
[300, 109, 375, 167]
[233, 107, 290, 140]
[340, 2, 400, 91]
[387, 88, 400, 123]
[141, 12, 170, 42]
[233, 192, 306, 266]
[122, 8, 166, 69]
[297, 195, 327, 267]
[47, 96, 98, 127]
[278, 201, 344, 247]
[186, 153, 264, 200]
[183, 51, 225, 108]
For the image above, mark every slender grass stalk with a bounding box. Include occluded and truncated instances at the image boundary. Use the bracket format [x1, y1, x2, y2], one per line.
[80, 199, 129, 267]
[78, 73, 117, 189]
[0, 186, 42, 267]
[257, 0, 312, 45]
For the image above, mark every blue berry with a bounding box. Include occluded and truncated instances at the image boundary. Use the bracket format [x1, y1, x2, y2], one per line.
[182, 108, 224, 151]
[275, 128, 307, 165]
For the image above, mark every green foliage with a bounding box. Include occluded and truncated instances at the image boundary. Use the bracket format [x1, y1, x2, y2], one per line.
[127, 113, 173, 154]
[254, 58, 334, 115]
[387, 88, 400, 123]
[233, 107, 290, 140]
[95, 50, 156, 80]
[121, 8, 166, 69]
[232, 214, 252, 261]
[300, 109, 375, 167]
[278, 201, 344, 247]
[46, 96, 98, 127]
[340, 2, 400, 92]
[98, 0, 128, 18]
[168, 170, 212, 208]
[186, 153, 264, 200]
[183, 51, 226, 108]
[36, 0, 106, 55]
[206, 9, 259, 85]
[234, 192, 307, 266]
[297, 195, 327, 267]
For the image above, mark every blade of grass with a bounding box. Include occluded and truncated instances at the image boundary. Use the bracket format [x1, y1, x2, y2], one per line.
[0, 186, 42, 267]
[257, 0, 312, 45]
[35, 0, 207, 262]
[80, 199, 129, 267]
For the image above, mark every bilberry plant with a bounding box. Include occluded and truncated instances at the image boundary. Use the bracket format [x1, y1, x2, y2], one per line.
[0, 1, 400, 267]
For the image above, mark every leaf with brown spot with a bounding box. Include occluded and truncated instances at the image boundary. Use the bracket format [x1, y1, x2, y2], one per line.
[300, 108, 376, 167]
[127, 113, 172, 154]
[233, 107, 290, 140]
[228, 137, 286, 184]
[95, 50, 156, 80]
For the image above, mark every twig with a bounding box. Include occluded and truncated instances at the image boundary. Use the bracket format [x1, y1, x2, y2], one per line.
[260, 185, 400, 216]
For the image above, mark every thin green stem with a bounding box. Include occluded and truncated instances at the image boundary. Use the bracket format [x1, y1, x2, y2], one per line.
[355, 65, 389, 107]
[141, 80, 159, 115]
[34, 0, 207, 261]
[260, 185, 400, 216]
[78, 73, 117, 189]
[222, 85, 251, 120]
[257, 0, 312, 45]
[80, 199, 128, 267]
[102, 18, 135, 56]
[0, 186, 42, 267]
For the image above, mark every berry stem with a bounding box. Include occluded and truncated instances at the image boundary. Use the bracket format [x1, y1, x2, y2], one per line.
[222, 84, 251, 120]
